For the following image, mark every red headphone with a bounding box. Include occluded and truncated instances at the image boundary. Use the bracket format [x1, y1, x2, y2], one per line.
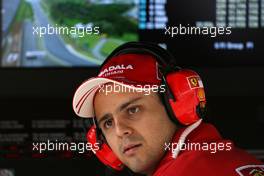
[87, 125, 124, 171]
[86, 42, 207, 171]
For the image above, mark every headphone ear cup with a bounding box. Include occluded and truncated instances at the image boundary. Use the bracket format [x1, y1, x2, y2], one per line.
[165, 69, 206, 125]
[86, 125, 124, 171]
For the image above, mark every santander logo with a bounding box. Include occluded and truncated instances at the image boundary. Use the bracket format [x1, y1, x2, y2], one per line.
[98, 64, 133, 77]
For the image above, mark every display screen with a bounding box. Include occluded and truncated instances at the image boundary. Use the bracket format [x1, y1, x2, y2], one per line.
[139, 0, 264, 66]
[1, 0, 138, 67]
[1, 0, 264, 67]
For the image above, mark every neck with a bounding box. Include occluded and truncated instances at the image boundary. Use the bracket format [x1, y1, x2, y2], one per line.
[144, 166, 156, 176]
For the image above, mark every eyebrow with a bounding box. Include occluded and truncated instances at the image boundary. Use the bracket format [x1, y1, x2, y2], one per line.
[97, 96, 143, 127]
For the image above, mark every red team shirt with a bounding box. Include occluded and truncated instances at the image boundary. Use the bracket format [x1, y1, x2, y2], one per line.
[153, 122, 264, 176]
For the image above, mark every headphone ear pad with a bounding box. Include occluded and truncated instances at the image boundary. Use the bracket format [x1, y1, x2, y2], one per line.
[86, 125, 124, 171]
[166, 70, 206, 125]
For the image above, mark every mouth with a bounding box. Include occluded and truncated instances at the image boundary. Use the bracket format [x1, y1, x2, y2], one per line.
[123, 144, 142, 156]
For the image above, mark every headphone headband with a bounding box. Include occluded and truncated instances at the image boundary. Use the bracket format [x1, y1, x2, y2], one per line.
[99, 41, 179, 74]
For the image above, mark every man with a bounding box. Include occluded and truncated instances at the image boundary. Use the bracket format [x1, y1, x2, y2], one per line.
[73, 42, 263, 176]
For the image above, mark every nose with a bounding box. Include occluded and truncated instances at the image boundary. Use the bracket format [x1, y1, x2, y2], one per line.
[114, 118, 133, 138]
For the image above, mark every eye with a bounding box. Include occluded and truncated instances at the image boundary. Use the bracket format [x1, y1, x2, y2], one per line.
[103, 119, 113, 129]
[127, 106, 140, 115]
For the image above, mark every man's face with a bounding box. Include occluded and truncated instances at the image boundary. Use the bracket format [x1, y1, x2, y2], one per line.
[94, 84, 177, 175]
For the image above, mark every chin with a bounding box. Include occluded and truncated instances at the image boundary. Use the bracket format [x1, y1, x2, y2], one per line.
[128, 166, 146, 175]
[125, 158, 150, 174]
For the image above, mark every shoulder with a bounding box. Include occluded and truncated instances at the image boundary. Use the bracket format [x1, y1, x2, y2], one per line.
[154, 122, 263, 176]
[154, 146, 263, 176]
